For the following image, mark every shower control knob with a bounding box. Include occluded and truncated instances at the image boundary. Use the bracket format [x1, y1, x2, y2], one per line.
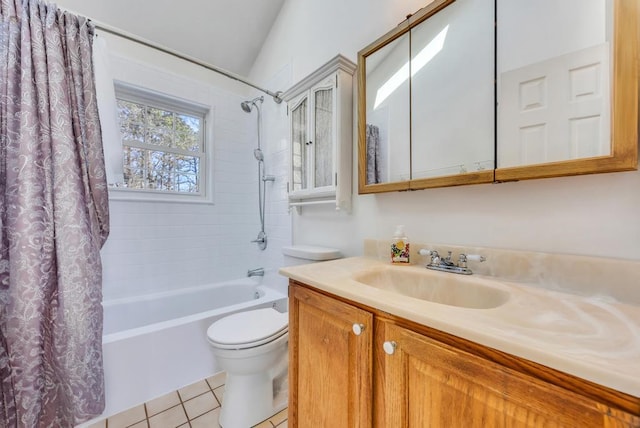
[352, 323, 365, 336]
[383, 341, 397, 355]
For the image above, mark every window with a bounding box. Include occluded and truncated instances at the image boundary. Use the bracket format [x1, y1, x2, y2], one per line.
[115, 82, 208, 199]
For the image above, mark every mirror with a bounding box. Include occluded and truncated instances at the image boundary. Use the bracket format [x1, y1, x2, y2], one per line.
[358, 0, 638, 194]
[495, 0, 638, 181]
[359, 0, 495, 193]
[363, 31, 411, 187]
[410, 0, 494, 181]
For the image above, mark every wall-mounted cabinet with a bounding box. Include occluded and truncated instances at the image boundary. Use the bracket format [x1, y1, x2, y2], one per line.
[358, 0, 495, 193]
[358, 0, 639, 194]
[283, 55, 356, 211]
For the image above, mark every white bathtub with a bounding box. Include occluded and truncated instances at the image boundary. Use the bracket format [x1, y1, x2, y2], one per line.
[97, 279, 288, 420]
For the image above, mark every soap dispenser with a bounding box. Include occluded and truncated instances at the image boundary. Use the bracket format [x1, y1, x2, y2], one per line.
[391, 225, 410, 264]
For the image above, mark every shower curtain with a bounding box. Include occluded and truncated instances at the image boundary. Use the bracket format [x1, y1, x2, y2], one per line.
[0, 0, 110, 426]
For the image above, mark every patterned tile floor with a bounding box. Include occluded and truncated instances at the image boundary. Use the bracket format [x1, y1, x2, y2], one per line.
[86, 372, 287, 428]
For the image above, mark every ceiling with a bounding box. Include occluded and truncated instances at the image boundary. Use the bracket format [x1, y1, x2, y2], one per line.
[56, 0, 286, 77]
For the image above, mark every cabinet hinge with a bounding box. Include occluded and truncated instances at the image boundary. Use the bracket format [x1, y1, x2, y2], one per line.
[335, 75, 338, 88]
[335, 173, 338, 185]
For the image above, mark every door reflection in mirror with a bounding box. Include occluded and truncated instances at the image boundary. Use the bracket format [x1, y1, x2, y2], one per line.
[497, 0, 612, 168]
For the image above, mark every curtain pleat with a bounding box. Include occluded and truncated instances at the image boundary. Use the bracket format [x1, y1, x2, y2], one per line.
[0, 0, 110, 426]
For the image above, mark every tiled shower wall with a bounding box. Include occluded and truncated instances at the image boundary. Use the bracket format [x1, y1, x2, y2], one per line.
[98, 36, 291, 301]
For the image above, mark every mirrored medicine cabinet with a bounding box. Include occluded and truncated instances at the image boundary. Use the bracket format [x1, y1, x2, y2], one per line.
[357, 0, 639, 194]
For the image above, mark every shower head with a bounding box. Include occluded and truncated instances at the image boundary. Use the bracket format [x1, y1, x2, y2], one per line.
[240, 101, 252, 113]
[253, 148, 264, 161]
[241, 96, 264, 113]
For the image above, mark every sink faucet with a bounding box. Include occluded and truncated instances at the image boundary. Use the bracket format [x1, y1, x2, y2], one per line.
[441, 251, 456, 267]
[418, 249, 486, 275]
[247, 267, 265, 277]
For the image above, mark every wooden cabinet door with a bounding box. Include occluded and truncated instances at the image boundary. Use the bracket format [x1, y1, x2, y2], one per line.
[289, 284, 373, 427]
[376, 320, 640, 428]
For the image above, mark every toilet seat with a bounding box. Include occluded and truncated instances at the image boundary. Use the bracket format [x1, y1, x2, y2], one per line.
[207, 308, 288, 350]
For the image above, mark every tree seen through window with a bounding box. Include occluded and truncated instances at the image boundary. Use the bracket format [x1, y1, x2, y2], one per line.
[117, 98, 204, 193]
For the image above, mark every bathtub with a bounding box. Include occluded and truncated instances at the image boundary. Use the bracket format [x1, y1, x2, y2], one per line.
[98, 278, 288, 419]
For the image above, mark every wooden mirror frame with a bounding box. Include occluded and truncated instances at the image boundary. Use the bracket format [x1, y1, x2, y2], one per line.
[358, 0, 638, 194]
[357, 0, 495, 194]
[494, 0, 638, 182]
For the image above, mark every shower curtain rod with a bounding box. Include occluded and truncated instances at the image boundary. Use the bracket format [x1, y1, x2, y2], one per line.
[91, 20, 283, 104]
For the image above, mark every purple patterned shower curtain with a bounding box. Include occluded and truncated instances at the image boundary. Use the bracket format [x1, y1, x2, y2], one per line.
[0, 0, 110, 426]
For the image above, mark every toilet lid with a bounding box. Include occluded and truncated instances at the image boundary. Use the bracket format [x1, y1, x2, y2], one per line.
[207, 308, 288, 350]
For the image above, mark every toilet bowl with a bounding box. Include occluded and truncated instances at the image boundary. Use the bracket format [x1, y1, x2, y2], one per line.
[208, 245, 342, 427]
[207, 307, 288, 428]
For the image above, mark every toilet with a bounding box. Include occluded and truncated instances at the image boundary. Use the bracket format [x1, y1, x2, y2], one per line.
[207, 245, 342, 428]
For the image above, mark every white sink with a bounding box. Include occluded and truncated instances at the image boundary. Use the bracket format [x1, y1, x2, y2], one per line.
[352, 266, 509, 309]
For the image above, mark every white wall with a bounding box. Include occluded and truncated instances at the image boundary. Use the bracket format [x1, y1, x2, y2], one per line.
[95, 32, 290, 300]
[250, 0, 640, 268]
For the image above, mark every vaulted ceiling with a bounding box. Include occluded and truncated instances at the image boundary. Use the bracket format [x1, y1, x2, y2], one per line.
[55, 0, 286, 77]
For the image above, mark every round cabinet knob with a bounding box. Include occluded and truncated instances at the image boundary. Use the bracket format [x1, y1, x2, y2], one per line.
[383, 341, 397, 355]
[352, 323, 365, 336]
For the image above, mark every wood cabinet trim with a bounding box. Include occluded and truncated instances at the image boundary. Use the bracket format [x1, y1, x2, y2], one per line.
[289, 282, 373, 427]
[378, 319, 640, 426]
[289, 280, 640, 417]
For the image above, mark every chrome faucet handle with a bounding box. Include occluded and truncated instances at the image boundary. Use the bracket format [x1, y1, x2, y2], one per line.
[251, 231, 266, 243]
[251, 231, 267, 250]
[441, 251, 455, 266]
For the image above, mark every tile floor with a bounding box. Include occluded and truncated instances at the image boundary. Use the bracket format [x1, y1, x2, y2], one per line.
[86, 372, 287, 428]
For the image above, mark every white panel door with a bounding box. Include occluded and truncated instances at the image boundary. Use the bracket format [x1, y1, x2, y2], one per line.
[498, 43, 610, 168]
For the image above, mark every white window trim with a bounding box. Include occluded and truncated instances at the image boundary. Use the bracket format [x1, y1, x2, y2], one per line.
[109, 80, 215, 204]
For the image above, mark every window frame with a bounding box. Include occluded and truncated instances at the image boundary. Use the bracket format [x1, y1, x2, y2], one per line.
[110, 81, 213, 204]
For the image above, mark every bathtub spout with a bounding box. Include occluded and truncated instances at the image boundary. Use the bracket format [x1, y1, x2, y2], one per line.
[247, 267, 265, 277]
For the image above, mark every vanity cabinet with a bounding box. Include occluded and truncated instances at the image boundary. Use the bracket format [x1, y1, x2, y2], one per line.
[289, 281, 640, 427]
[283, 55, 356, 212]
[376, 319, 639, 427]
[288, 282, 372, 427]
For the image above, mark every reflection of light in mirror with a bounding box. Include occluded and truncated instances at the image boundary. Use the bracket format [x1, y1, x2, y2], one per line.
[411, 25, 449, 75]
[373, 25, 449, 109]
[373, 62, 409, 110]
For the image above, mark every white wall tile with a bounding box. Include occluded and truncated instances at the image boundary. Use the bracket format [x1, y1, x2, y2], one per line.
[99, 43, 288, 301]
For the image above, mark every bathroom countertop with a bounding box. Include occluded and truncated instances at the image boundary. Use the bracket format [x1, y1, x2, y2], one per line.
[279, 256, 640, 398]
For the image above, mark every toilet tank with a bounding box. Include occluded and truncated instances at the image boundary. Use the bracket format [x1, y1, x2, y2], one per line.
[282, 245, 342, 266]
